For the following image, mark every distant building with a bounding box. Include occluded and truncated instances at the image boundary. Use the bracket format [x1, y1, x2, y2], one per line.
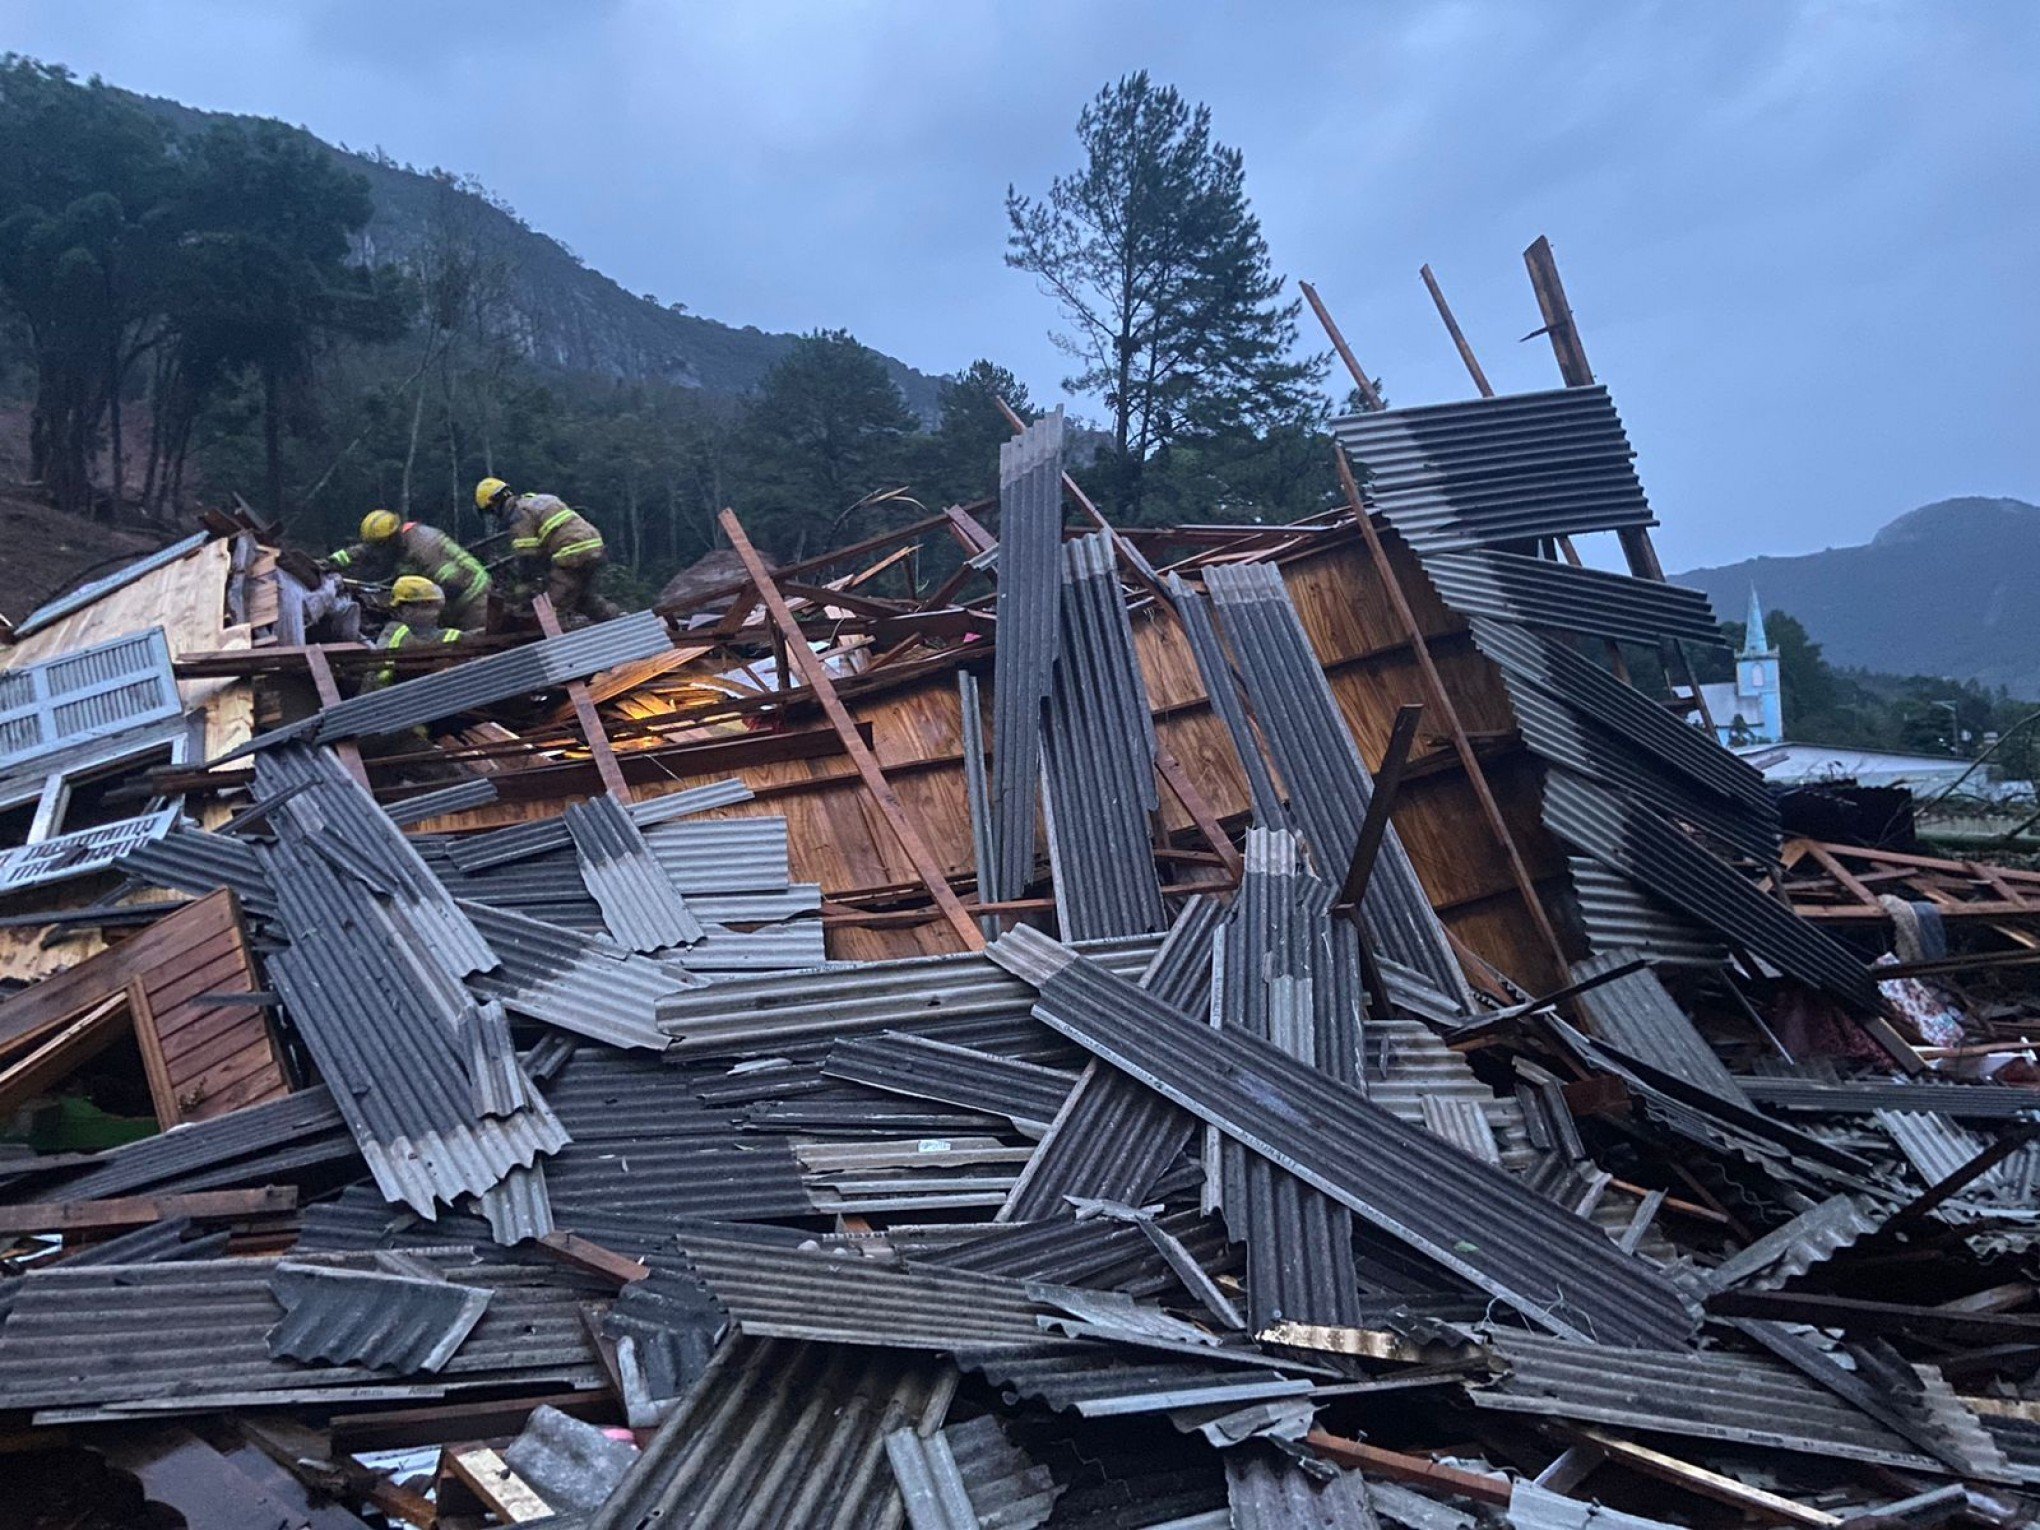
[1732, 741, 1977, 793]
[1678, 586, 1783, 746]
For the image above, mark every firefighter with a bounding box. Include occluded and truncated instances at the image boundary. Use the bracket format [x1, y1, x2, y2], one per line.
[366, 575, 467, 689]
[472, 477, 619, 626]
[324, 509, 493, 627]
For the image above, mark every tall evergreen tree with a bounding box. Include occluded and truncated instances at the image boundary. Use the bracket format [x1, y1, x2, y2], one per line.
[737, 329, 917, 558]
[928, 358, 1033, 503]
[1006, 72, 1323, 520]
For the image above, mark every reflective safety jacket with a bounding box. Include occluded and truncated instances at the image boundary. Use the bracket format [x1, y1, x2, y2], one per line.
[330, 521, 492, 603]
[504, 493, 604, 568]
[368, 618, 465, 689]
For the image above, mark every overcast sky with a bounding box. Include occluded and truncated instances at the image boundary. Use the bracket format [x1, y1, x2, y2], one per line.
[9, 1, 2035, 568]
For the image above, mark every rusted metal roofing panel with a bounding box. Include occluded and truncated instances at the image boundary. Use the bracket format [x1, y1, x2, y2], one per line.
[824, 1033, 1078, 1131]
[1331, 386, 1653, 554]
[1473, 1332, 1955, 1471]
[1203, 561, 1469, 1007]
[266, 1256, 491, 1372]
[564, 793, 703, 953]
[588, 1337, 950, 1530]
[887, 1414, 1063, 1530]
[1041, 531, 1167, 942]
[988, 928, 1697, 1349]
[986, 408, 1066, 907]
[1226, 1451, 1380, 1529]
[0, 1255, 606, 1418]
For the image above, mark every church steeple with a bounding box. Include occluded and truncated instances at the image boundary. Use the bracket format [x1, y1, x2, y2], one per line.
[1742, 585, 1774, 656]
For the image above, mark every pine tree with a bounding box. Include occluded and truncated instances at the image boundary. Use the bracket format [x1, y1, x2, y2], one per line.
[1006, 72, 1323, 520]
[928, 359, 1033, 503]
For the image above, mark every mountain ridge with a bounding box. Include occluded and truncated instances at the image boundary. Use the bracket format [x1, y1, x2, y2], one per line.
[1676, 496, 2040, 696]
[121, 89, 947, 419]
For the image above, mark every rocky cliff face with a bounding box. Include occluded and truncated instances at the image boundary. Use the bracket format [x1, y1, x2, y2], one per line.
[1677, 497, 2040, 695]
[127, 92, 945, 417]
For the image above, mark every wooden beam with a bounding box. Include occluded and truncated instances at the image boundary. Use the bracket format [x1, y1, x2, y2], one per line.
[537, 1230, 650, 1287]
[719, 509, 985, 951]
[1305, 1430, 1512, 1507]
[1298, 282, 1383, 409]
[531, 593, 631, 803]
[304, 644, 371, 790]
[1570, 1429, 1840, 1527]
[0, 1184, 296, 1235]
[1418, 264, 1494, 397]
[1339, 703, 1423, 910]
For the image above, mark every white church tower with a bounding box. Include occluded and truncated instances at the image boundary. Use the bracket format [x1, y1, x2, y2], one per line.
[1735, 586, 1784, 746]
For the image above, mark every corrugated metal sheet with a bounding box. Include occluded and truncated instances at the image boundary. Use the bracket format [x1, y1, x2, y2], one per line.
[998, 1062, 1194, 1224]
[1543, 769, 1879, 1009]
[887, 1414, 1063, 1530]
[477, 1162, 556, 1244]
[1202, 561, 1470, 1007]
[0, 1217, 229, 1329]
[1742, 1075, 2040, 1121]
[119, 823, 277, 918]
[11, 534, 211, 639]
[504, 1404, 642, 1514]
[1041, 531, 1166, 942]
[1473, 1332, 1953, 1471]
[656, 935, 1162, 1058]
[1226, 1452, 1379, 1529]
[1141, 894, 1227, 1016]
[0, 806, 177, 892]
[0, 627, 181, 770]
[1218, 831, 1363, 1332]
[565, 793, 703, 952]
[1419, 549, 1722, 647]
[1505, 1481, 1676, 1530]
[259, 818, 567, 1217]
[44, 1086, 350, 1203]
[461, 900, 684, 1050]
[588, 1336, 950, 1530]
[0, 1255, 606, 1418]
[548, 1140, 813, 1226]
[988, 928, 1696, 1350]
[958, 1342, 1315, 1417]
[256, 744, 496, 977]
[676, 1233, 1061, 1351]
[1467, 618, 1772, 820]
[986, 408, 1066, 907]
[1169, 576, 1284, 828]
[1332, 386, 1653, 554]
[242, 608, 673, 752]
[383, 776, 500, 827]
[1570, 952, 1751, 1109]
[926, 1210, 1228, 1299]
[824, 1033, 1078, 1131]
[266, 1256, 492, 1372]
[444, 778, 754, 873]
[1873, 1110, 2040, 1203]
[959, 668, 997, 940]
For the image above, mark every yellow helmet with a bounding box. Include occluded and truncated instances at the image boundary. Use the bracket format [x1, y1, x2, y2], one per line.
[390, 575, 444, 607]
[360, 508, 401, 542]
[474, 476, 511, 513]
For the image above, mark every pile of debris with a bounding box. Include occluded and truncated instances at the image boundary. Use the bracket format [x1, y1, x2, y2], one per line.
[3, 266, 2040, 1530]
